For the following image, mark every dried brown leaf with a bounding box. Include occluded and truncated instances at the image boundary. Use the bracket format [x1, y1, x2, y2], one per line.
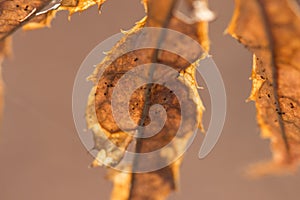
[86, 0, 210, 199]
[0, 0, 53, 40]
[227, 0, 300, 176]
[60, 0, 105, 15]
[24, 0, 106, 30]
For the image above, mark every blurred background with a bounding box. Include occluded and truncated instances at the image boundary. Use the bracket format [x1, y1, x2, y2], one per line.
[0, 0, 300, 199]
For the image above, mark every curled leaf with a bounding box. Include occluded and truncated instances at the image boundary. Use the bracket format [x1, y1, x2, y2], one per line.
[227, 0, 300, 176]
[86, 0, 210, 199]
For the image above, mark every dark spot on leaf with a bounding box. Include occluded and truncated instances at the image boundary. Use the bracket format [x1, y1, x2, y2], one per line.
[290, 103, 294, 108]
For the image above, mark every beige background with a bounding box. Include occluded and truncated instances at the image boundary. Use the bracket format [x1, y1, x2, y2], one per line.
[1, 0, 300, 199]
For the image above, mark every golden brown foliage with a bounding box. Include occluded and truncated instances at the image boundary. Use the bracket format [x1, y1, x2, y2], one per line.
[24, 0, 106, 29]
[86, 0, 210, 199]
[0, 0, 107, 127]
[0, 0, 106, 33]
[2, 0, 300, 199]
[227, 0, 300, 176]
[0, 0, 52, 40]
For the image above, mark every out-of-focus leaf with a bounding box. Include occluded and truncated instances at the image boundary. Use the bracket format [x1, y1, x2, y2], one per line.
[227, 0, 300, 176]
[0, 37, 12, 127]
[0, 0, 53, 40]
[86, 0, 211, 199]
[0, 0, 108, 130]
[60, 0, 105, 15]
[24, 0, 106, 30]
[0, 0, 107, 37]
[23, 10, 57, 30]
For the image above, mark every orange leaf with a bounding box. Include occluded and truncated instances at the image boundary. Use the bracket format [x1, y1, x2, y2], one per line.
[227, 0, 300, 176]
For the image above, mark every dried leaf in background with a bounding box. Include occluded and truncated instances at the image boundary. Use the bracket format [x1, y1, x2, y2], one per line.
[227, 0, 300, 176]
[0, 37, 11, 127]
[0, 0, 53, 40]
[86, 0, 211, 199]
[60, 0, 105, 15]
[24, 0, 106, 30]
[0, 0, 106, 35]
[0, 0, 107, 126]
